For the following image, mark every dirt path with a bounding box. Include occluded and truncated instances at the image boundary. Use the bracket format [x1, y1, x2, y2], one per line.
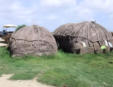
[0, 74, 54, 87]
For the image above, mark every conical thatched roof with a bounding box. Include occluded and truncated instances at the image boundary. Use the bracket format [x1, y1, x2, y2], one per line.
[9, 25, 57, 57]
[54, 21, 112, 42]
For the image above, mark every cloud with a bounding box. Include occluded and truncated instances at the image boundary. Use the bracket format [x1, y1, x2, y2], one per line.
[0, 0, 39, 25]
[0, 0, 113, 31]
[47, 14, 58, 20]
[40, 0, 76, 7]
[79, 0, 113, 13]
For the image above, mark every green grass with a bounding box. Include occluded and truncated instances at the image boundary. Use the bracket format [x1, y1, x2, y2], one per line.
[0, 47, 113, 87]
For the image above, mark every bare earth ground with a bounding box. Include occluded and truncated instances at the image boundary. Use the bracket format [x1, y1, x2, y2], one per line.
[0, 74, 54, 87]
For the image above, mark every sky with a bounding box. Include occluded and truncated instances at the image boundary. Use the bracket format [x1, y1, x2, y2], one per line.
[0, 0, 113, 32]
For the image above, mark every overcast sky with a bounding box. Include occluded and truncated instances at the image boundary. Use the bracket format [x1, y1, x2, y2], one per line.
[0, 0, 113, 31]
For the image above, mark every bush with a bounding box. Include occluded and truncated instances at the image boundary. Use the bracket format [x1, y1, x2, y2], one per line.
[16, 24, 26, 31]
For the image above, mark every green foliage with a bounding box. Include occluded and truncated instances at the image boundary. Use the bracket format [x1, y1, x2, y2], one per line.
[0, 47, 113, 87]
[16, 24, 26, 31]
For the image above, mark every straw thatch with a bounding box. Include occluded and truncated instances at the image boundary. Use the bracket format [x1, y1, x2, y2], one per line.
[54, 21, 113, 54]
[9, 25, 57, 57]
[111, 32, 113, 36]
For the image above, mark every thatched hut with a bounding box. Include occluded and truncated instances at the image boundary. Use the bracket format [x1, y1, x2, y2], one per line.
[9, 25, 57, 57]
[54, 21, 113, 54]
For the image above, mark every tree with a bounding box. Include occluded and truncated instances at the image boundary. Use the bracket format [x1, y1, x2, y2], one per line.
[16, 24, 26, 31]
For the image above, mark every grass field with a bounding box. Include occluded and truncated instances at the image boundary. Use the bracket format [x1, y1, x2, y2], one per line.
[0, 47, 113, 87]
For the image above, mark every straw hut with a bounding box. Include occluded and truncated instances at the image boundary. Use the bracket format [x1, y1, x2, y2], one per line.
[9, 25, 57, 57]
[54, 21, 113, 54]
